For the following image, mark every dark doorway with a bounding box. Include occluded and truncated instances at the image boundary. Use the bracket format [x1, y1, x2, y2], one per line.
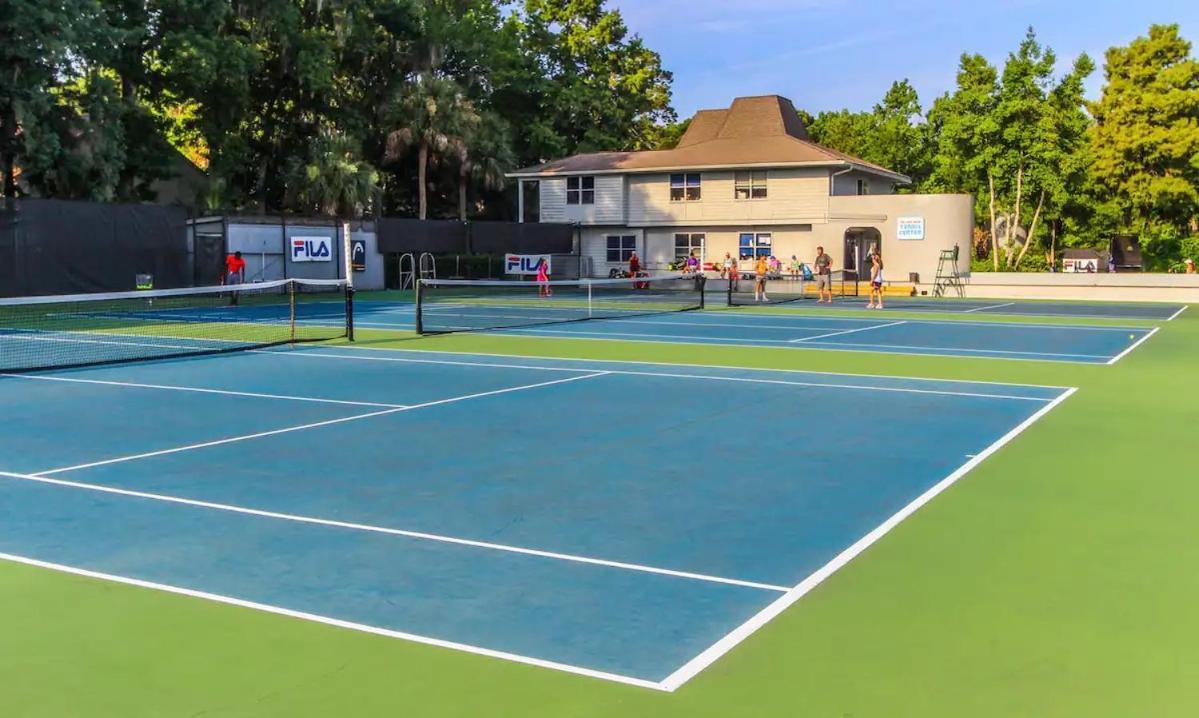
[844, 227, 882, 289]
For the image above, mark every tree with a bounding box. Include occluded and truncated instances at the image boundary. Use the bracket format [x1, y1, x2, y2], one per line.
[929, 29, 1093, 270]
[384, 73, 475, 219]
[493, 0, 674, 165]
[808, 81, 933, 188]
[449, 111, 513, 220]
[283, 127, 378, 217]
[0, 0, 109, 197]
[1090, 24, 1199, 261]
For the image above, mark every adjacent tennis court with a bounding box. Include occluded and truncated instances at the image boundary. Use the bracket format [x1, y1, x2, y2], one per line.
[0, 346, 1071, 688]
[353, 296, 1158, 364]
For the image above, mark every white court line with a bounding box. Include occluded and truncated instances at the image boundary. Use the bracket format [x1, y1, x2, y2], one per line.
[962, 302, 1016, 313]
[1167, 305, 1189, 321]
[658, 386, 1079, 692]
[1105, 326, 1161, 365]
[292, 345, 1072, 390]
[0, 470, 785, 593]
[34, 372, 609, 476]
[0, 551, 663, 691]
[789, 321, 907, 343]
[0, 373, 406, 409]
[263, 351, 1059, 401]
[495, 327, 1113, 361]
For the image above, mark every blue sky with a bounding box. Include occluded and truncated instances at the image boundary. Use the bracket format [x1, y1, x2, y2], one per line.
[611, 0, 1199, 118]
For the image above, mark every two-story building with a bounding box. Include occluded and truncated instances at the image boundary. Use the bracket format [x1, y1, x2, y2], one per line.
[510, 95, 972, 286]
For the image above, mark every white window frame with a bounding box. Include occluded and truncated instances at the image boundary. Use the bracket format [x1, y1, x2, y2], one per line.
[605, 235, 637, 263]
[567, 176, 595, 205]
[673, 233, 706, 263]
[670, 173, 701, 202]
[734, 171, 768, 200]
[738, 232, 772, 259]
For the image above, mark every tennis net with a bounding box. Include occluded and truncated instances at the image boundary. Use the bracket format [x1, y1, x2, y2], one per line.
[0, 278, 352, 373]
[416, 274, 705, 334]
[727, 269, 859, 306]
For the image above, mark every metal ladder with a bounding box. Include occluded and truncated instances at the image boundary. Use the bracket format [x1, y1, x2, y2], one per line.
[933, 246, 965, 298]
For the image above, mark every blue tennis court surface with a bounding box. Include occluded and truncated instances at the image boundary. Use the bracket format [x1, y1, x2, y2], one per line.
[348, 301, 1157, 363]
[726, 294, 1186, 320]
[0, 347, 1073, 689]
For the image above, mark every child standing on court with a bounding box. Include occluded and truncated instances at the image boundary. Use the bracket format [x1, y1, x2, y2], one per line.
[867, 251, 885, 309]
[537, 258, 552, 297]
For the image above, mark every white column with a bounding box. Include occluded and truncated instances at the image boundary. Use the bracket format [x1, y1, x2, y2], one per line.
[517, 180, 525, 224]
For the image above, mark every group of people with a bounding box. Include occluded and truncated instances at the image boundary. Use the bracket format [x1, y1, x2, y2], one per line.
[715, 246, 887, 307]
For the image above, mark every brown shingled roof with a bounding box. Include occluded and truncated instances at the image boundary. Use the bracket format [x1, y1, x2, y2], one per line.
[511, 95, 907, 182]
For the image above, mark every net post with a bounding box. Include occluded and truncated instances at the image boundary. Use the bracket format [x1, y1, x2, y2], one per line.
[414, 278, 424, 335]
[345, 285, 355, 341]
[727, 271, 733, 307]
[587, 281, 593, 318]
[288, 279, 296, 343]
[698, 274, 706, 309]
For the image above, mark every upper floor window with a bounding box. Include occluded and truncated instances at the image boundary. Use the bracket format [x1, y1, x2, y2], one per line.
[856, 178, 870, 195]
[670, 173, 701, 202]
[734, 171, 768, 200]
[567, 176, 595, 205]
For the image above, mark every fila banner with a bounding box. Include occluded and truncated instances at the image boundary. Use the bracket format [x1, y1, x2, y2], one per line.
[291, 236, 334, 262]
[504, 253, 551, 275]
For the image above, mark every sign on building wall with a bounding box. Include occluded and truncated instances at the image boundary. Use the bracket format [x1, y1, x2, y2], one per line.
[505, 253, 552, 275]
[897, 217, 925, 240]
[350, 239, 367, 272]
[291, 236, 334, 262]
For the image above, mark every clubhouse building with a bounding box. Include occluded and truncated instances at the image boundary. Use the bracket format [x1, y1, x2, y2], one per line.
[510, 95, 973, 286]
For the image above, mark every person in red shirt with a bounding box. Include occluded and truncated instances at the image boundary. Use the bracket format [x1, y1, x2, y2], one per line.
[627, 250, 641, 277]
[224, 251, 246, 304]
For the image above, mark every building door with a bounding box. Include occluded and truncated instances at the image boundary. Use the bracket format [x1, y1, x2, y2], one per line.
[843, 228, 881, 293]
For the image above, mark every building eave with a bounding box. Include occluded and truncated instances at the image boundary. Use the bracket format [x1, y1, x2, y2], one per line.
[508, 160, 910, 185]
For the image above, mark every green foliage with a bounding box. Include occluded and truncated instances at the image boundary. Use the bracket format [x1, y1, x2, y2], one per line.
[1090, 24, 1199, 238]
[808, 80, 933, 188]
[283, 128, 378, 217]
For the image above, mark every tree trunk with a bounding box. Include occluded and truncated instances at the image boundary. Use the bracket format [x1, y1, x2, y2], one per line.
[1008, 164, 1024, 268]
[1013, 190, 1046, 270]
[988, 173, 999, 271]
[458, 165, 468, 221]
[418, 141, 428, 220]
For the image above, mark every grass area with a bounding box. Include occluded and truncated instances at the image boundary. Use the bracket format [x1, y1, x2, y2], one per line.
[3, 308, 1198, 716]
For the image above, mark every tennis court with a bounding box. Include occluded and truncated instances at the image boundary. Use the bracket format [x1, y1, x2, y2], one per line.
[353, 298, 1157, 364]
[0, 346, 1071, 689]
[723, 285, 1187, 320]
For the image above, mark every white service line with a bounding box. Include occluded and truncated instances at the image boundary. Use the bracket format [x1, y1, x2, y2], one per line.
[0, 551, 664, 691]
[789, 321, 907, 343]
[502, 327, 1111, 361]
[286, 345, 1073, 390]
[33, 372, 609, 476]
[1167, 305, 1189, 321]
[0, 470, 785, 593]
[1105, 326, 1161, 365]
[0, 373, 405, 409]
[657, 386, 1079, 692]
[962, 302, 1016, 313]
[261, 351, 1058, 401]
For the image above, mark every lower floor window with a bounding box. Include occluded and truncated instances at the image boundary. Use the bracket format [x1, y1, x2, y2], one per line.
[738, 232, 773, 259]
[606, 235, 637, 263]
[674, 233, 705, 263]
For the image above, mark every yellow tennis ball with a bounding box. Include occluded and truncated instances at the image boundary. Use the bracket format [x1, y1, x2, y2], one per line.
[1129, 334, 1135, 340]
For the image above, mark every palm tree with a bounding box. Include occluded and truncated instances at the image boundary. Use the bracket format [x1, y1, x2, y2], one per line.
[384, 74, 473, 219]
[450, 112, 514, 221]
[285, 128, 378, 218]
